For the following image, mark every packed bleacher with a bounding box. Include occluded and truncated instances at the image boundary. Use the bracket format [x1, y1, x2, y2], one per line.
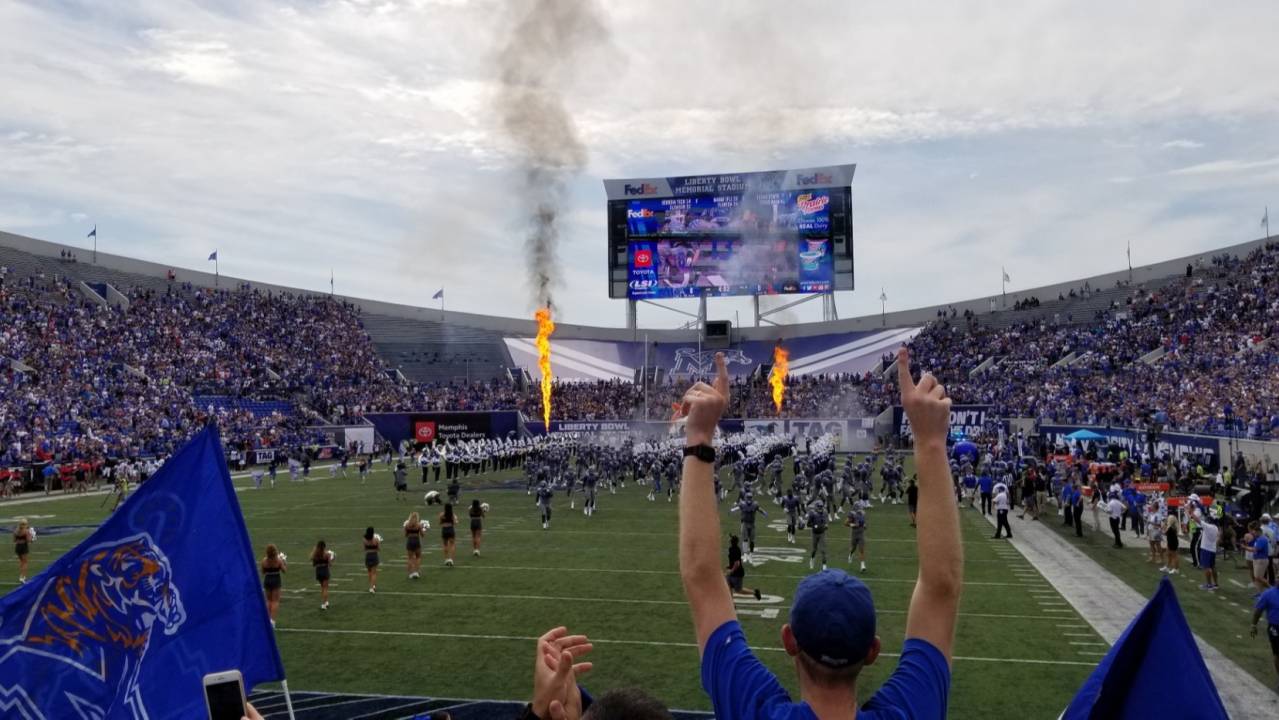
[862, 242, 1279, 439]
[0, 267, 387, 469]
[5, 238, 1279, 490]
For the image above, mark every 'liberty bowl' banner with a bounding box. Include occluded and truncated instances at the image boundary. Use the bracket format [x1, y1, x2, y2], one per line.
[895, 405, 991, 440]
[1039, 424, 1219, 468]
[527, 419, 746, 438]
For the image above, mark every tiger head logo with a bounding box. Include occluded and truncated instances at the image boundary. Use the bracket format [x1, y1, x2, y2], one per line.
[0, 533, 185, 719]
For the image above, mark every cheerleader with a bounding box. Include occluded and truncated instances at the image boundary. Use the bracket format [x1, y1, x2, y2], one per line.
[439, 504, 457, 567]
[469, 500, 487, 557]
[363, 527, 381, 593]
[14, 518, 33, 584]
[311, 540, 334, 610]
[404, 511, 425, 579]
[261, 544, 286, 626]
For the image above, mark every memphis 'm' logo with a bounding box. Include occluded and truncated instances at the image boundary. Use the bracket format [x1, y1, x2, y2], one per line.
[623, 183, 658, 196]
[0, 533, 186, 720]
[797, 172, 833, 185]
[415, 421, 438, 442]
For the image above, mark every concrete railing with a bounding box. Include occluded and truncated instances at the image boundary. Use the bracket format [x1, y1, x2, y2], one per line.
[77, 280, 107, 307]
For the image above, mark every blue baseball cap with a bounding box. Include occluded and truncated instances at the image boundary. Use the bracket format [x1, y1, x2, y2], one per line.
[790, 569, 876, 668]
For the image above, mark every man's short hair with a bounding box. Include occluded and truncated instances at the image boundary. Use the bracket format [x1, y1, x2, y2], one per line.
[583, 688, 671, 720]
[797, 649, 864, 687]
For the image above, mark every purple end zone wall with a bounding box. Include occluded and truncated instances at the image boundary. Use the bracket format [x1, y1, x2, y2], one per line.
[504, 327, 921, 382]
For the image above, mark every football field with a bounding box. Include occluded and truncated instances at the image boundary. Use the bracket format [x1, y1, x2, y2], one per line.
[2, 458, 1105, 717]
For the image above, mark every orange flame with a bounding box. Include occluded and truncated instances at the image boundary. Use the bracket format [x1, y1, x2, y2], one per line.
[769, 345, 789, 414]
[535, 308, 555, 427]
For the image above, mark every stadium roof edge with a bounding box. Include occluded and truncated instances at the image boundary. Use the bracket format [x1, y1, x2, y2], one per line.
[1, 228, 1271, 342]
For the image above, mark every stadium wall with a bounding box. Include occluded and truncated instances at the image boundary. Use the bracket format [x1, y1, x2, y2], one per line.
[3, 229, 1272, 342]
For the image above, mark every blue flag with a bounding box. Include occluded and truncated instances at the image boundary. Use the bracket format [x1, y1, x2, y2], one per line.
[1062, 577, 1226, 719]
[87, 225, 96, 239]
[0, 425, 284, 718]
[432, 288, 444, 300]
[208, 250, 218, 261]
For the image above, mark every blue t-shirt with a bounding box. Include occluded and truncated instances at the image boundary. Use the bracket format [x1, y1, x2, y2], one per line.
[1253, 535, 1270, 561]
[701, 621, 949, 720]
[1256, 586, 1279, 625]
[977, 476, 993, 493]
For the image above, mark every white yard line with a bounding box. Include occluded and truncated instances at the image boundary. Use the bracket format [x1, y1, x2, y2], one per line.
[977, 511, 1277, 719]
[278, 587, 1073, 621]
[274, 627, 1099, 666]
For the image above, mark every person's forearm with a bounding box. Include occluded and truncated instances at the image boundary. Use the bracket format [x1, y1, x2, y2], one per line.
[680, 457, 722, 588]
[914, 442, 962, 594]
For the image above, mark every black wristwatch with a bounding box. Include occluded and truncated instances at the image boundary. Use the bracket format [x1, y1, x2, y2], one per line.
[684, 444, 716, 464]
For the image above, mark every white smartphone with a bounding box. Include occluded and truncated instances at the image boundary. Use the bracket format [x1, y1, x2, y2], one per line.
[202, 670, 246, 720]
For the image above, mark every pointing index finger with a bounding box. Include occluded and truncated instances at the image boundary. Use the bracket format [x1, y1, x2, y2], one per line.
[896, 347, 915, 392]
[713, 352, 729, 398]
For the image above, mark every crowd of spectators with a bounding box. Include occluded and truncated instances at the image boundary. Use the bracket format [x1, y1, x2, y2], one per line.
[862, 242, 1279, 439]
[5, 239, 1279, 486]
[1, 270, 390, 471]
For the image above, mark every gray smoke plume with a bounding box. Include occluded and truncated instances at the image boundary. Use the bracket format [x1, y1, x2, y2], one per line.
[495, 0, 609, 309]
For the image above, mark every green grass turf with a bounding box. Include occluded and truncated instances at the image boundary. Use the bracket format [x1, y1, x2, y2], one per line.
[1034, 501, 1278, 689]
[1, 458, 1107, 717]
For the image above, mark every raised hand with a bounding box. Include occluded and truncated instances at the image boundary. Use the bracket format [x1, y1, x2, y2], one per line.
[678, 352, 729, 446]
[532, 626, 594, 719]
[898, 347, 951, 449]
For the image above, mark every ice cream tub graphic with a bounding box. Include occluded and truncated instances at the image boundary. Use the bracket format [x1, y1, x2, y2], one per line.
[800, 250, 824, 271]
[805, 239, 826, 255]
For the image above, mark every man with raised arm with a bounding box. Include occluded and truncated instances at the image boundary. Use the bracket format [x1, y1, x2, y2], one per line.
[679, 348, 961, 719]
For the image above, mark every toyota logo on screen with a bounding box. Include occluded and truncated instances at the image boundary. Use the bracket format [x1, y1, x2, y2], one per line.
[634, 249, 653, 267]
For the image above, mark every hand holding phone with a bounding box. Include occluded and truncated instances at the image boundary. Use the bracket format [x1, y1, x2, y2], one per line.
[203, 670, 245, 720]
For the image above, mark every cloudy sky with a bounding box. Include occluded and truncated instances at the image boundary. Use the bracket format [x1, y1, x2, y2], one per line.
[3, 0, 1278, 327]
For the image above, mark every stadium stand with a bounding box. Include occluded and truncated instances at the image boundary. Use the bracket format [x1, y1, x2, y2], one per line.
[4, 228, 1279, 482]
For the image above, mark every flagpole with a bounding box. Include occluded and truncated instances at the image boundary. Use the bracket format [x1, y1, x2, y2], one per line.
[1001, 267, 1006, 307]
[1266, 205, 1271, 239]
[643, 333, 649, 423]
[1127, 240, 1133, 283]
[280, 679, 297, 720]
[92, 226, 97, 264]
[330, 268, 334, 296]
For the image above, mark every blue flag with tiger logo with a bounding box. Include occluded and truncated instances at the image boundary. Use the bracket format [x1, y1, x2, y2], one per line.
[0, 424, 285, 719]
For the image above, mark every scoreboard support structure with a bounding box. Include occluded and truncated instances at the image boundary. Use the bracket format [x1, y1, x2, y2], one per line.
[626, 294, 708, 331]
[625, 290, 836, 331]
[754, 292, 838, 327]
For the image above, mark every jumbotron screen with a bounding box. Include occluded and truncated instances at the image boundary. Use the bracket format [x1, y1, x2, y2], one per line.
[604, 165, 855, 300]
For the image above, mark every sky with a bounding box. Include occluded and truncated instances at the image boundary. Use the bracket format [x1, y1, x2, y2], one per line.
[2, 0, 1278, 328]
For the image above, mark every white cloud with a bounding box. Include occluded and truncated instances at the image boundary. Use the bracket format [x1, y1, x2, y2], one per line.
[1, 0, 1278, 326]
[1168, 157, 1279, 176]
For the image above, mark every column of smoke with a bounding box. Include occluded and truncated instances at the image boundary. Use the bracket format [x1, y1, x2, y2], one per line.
[494, 0, 608, 310]
[494, 0, 610, 428]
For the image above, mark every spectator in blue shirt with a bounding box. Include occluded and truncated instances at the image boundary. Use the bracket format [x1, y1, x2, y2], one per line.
[1246, 522, 1273, 594]
[977, 473, 994, 516]
[677, 350, 959, 719]
[1251, 585, 1279, 692]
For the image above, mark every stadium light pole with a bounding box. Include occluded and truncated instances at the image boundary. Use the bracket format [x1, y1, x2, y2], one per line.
[879, 288, 887, 327]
